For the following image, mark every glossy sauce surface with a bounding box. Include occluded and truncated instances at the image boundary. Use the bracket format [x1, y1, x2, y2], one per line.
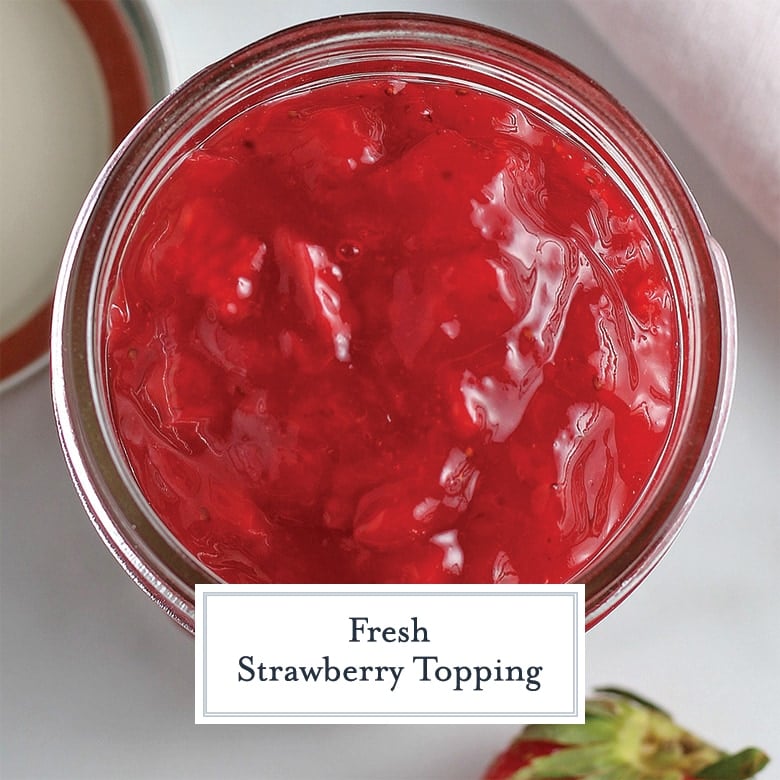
[104, 78, 678, 584]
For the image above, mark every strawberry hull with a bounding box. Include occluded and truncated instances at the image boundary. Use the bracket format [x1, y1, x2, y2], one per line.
[481, 689, 770, 780]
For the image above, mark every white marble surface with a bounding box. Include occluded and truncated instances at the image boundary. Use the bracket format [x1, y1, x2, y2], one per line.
[1, 1, 778, 777]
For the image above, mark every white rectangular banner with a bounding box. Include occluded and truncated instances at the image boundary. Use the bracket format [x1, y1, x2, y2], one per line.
[195, 584, 584, 724]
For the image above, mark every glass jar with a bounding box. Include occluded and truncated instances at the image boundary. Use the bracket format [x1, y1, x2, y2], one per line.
[51, 13, 736, 633]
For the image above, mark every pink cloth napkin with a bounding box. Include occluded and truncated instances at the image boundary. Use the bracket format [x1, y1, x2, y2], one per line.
[574, 0, 780, 245]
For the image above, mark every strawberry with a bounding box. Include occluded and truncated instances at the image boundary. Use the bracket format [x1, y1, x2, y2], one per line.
[483, 689, 769, 780]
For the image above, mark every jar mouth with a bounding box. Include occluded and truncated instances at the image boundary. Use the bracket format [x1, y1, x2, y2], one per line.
[52, 12, 735, 633]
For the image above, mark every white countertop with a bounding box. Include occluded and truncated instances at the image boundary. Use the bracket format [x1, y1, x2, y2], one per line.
[1, 1, 778, 777]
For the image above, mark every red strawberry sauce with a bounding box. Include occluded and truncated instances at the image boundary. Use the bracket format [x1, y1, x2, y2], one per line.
[104, 78, 678, 585]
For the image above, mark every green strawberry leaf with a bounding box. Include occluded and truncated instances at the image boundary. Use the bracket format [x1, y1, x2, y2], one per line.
[594, 687, 669, 717]
[695, 748, 770, 779]
[519, 718, 619, 745]
[507, 744, 621, 778]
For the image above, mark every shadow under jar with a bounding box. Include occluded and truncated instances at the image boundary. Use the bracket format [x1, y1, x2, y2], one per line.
[52, 13, 736, 633]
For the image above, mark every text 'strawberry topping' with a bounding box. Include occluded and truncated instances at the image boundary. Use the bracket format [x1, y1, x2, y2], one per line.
[104, 78, 678, 584]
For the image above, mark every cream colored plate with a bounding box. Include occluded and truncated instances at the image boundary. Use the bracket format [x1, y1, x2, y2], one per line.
[0, 0, 167, 391]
